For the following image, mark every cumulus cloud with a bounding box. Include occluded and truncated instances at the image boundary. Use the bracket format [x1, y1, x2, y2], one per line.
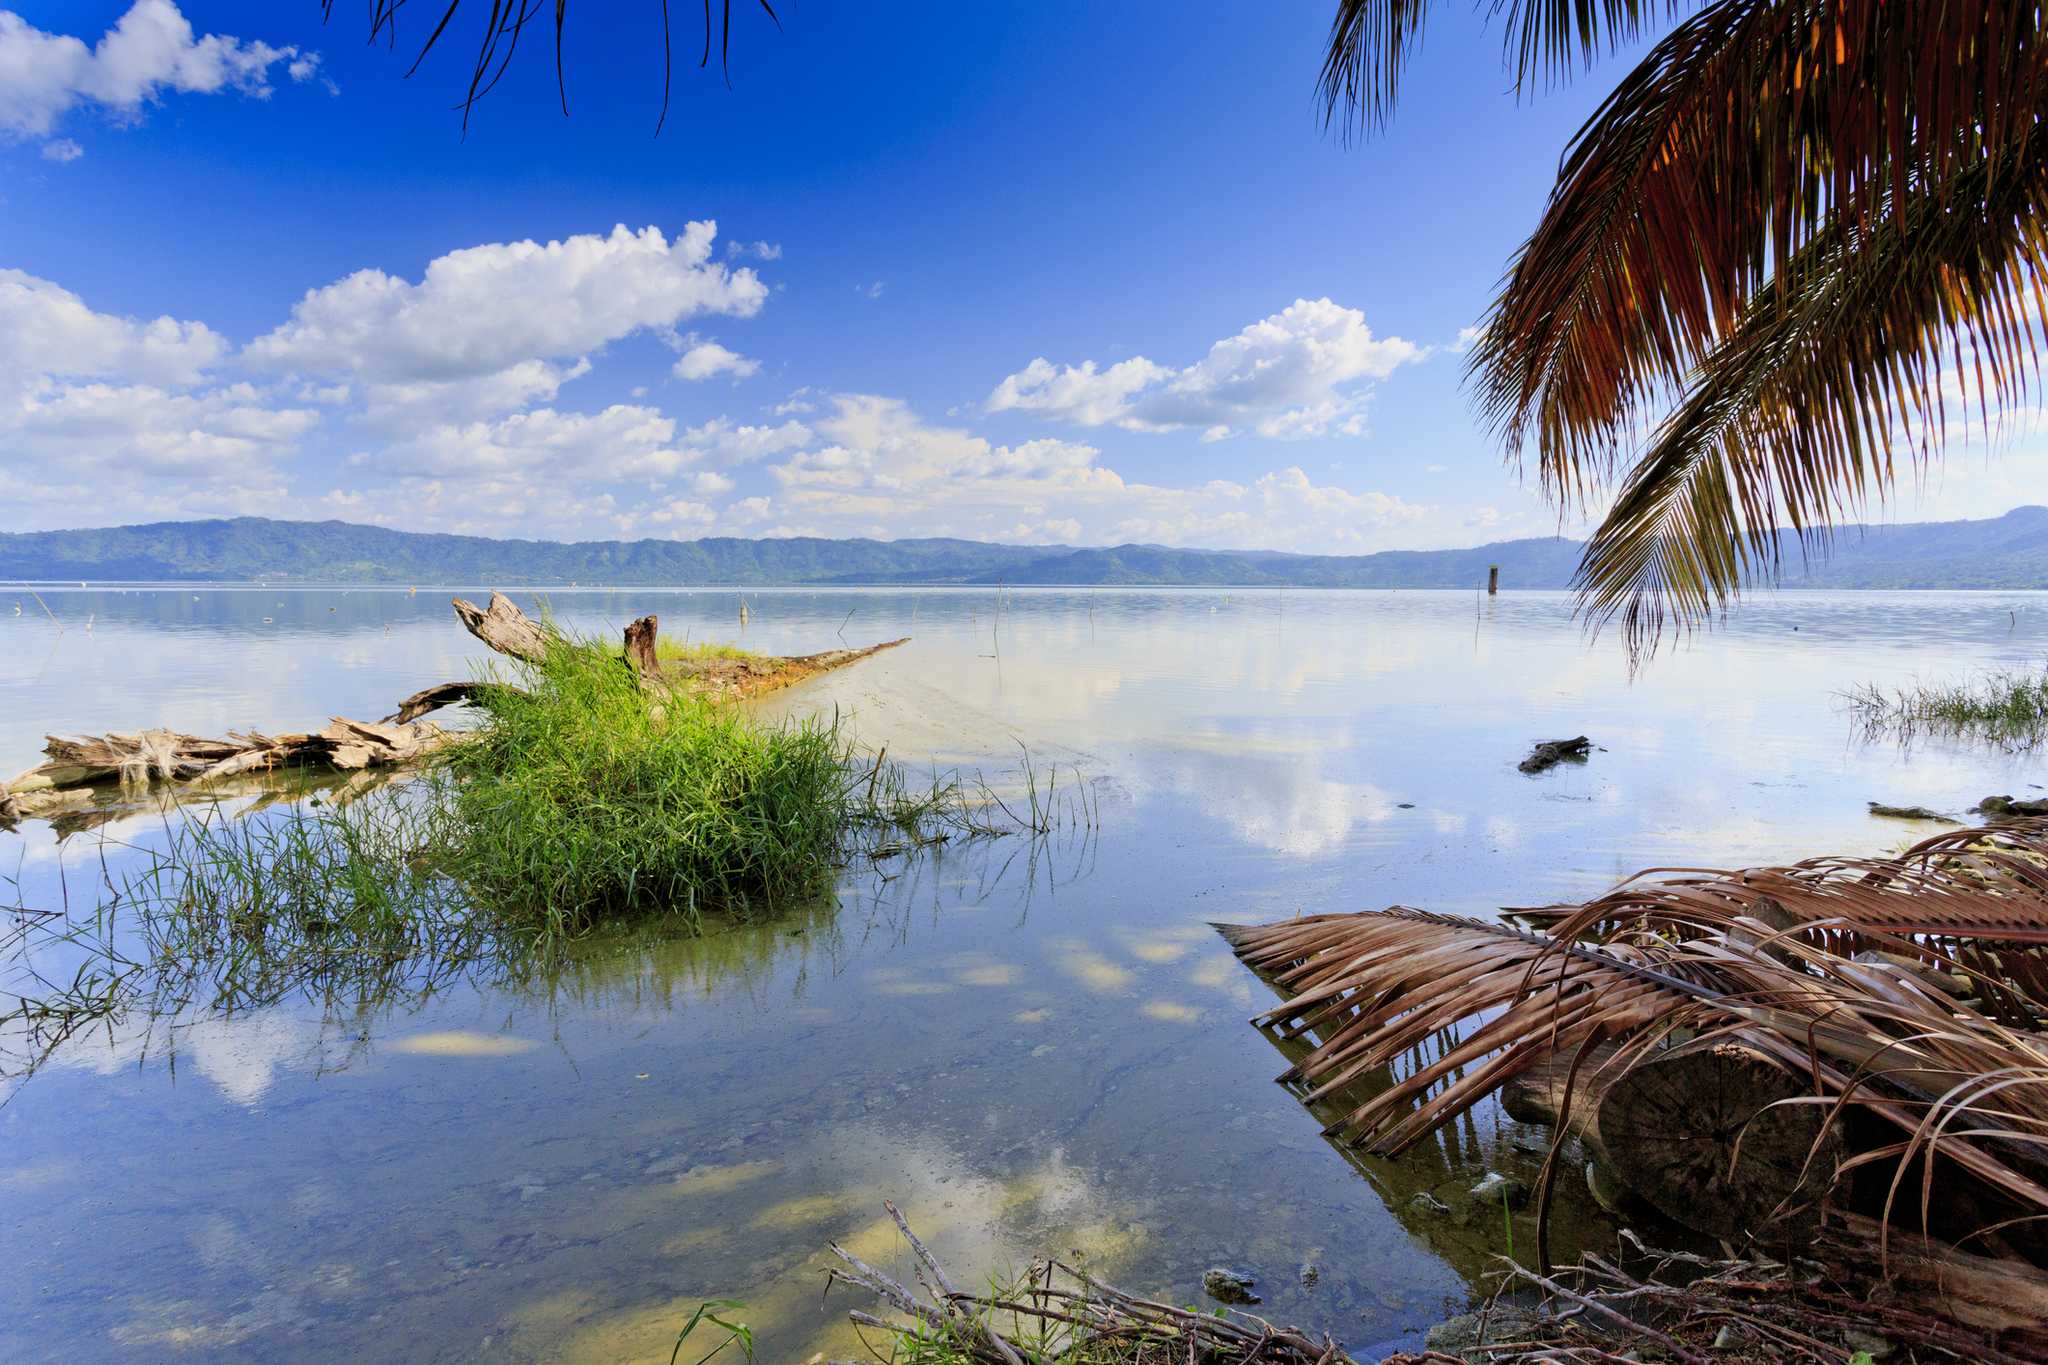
[0, 268, 227, 385]
[671, 336, 760, 381]
[987, 298, 1421, 440]
[0, 269, 312, 529]
[246, 222, 767, 426]
[0, 1, 312, 138]
[350, 404, 693, 482]
[40, 136, 82, 162]
[680, 416, 812, 463]
[742, 394, 1431, 550]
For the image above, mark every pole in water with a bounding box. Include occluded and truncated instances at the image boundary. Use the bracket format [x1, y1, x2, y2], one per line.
[1487, 565, 1499, 596]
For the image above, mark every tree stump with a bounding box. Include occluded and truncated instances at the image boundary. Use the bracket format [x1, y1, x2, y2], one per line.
[1503, 1040, 1842, 1240]
[622, 614, 663, 683]
[1596, 1042, 1842, 1240]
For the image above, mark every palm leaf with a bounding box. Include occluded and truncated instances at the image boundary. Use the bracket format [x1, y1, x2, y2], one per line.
[1318, 0, 1693, 139]
[1467, 1, 2048, 504]
[1218, 829, 2048, 1229]
[1569, 144, 2048, 653]
[1522, 819, 2048, 1012]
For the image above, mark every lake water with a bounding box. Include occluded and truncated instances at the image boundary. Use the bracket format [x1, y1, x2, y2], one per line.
[3, 585, 2046, 1362]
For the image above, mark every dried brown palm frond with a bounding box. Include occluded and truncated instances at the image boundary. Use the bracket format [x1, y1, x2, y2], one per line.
[1518, 818, 2048, 1012]
[1218, 902, 2048, 1242]
[1323, 1, 2048, 653]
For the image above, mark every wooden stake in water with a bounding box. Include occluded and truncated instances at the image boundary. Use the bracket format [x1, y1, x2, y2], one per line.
[1487, 564, 1500, 596]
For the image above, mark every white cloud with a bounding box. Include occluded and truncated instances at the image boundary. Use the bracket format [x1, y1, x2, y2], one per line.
[856, 280, 886, 299]
[681, 416, 812, 463]
[671, 336, 760, 381]
[0, 268, 319, 528]
[39, 136, 82, 162]
[987, 298, 1421, 440]
[0, 268, 227, 384]
[744, 394, 1433, 551]
[246, 223, 766, 425]
[0, 1, 309, 138]
[350, 404, 693, 482]
[725, 239, 782, 261]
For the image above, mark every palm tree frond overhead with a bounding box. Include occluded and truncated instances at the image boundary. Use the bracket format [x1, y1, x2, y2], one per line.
[1318, 0, 1690, 139]
[1327, 0, 2048, 650]
[319, 0, 781, 131]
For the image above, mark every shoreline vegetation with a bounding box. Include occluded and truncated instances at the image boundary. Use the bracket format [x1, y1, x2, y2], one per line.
[0, 596, 1095, 1083]
[1844, 664, 2048, 751]
[0, 593, 908, 828]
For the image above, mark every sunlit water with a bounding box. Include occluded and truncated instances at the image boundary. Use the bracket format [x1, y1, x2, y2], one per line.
[3, 585, 2046, 1362]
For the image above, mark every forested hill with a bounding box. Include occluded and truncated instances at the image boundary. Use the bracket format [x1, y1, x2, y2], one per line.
[4, 509, 2048, 588]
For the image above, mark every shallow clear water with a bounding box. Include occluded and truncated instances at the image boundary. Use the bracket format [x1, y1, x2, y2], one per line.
[3, 585, 2046, 1362]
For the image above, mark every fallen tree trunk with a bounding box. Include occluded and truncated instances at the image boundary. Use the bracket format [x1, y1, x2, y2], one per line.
[3, 593, 909, 827]
[1501, 1040, 1843, 1239]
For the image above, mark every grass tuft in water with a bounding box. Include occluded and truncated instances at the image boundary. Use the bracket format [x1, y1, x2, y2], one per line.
[447, 641, 850, 934]
[1842, 664, 2048, 751]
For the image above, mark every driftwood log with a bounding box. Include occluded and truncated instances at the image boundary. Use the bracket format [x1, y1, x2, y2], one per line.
[2, 593, 908, 827]
[1500, 1041, 1844, 1239]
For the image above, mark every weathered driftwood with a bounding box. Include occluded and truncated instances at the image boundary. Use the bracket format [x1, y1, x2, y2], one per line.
[605, 606, 909, 702]
[0, 718, 463, 826]
[453, 591, 554, 664]
[1518, 735, 1591, 773]
[2, 593, 908, 827]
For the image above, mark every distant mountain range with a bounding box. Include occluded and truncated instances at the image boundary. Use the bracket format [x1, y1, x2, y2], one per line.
[5, 509, 2048, 589]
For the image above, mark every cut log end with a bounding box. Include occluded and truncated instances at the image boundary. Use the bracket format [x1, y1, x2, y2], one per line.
[1597, 1043, 1842, 1240]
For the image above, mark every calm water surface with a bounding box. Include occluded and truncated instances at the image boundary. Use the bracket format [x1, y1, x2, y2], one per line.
[3, 586, 2045, 1362]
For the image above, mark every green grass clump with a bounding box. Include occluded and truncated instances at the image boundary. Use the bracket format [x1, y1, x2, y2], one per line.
[1843, 663, 2048, 751]
[446, 640, 849, 934]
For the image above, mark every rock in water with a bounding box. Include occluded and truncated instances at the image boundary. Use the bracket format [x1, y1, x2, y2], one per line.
[1866, 801, 1955, 821]
[1467, 1170, 1530, 1211]
[1518, 736, 1592, 774]
[1977, 794, 2048, 817]
[1201, 1267, 1260, 1305]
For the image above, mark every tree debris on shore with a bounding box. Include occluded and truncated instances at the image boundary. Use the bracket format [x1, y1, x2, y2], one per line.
[0, 592, 907, 828]
[824, 1202, 1353, 1364]
[1220, 819, 2048, 1355]
[1516, 736, 1591, 774]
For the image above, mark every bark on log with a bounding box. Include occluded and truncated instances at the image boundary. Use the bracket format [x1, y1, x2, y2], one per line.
[1832, 1211, 2048, 1354]
[1502, 1040, 1843, 1240]
[452, 591, 554, 664]
[383, 680, 512, 725]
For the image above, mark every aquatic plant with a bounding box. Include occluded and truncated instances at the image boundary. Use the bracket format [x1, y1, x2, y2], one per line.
[1842, 666, 2048, 751]
[446, 640, 855, 933]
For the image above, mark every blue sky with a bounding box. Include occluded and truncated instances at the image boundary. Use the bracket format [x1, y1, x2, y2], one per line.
[3, 2, 2038, 549]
